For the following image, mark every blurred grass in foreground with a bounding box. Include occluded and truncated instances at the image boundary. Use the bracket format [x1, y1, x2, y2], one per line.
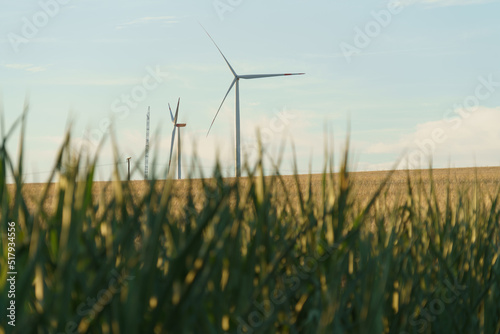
[1, 115, 500, 334]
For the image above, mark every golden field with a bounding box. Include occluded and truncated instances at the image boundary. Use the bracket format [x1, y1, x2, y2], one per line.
[10, 166, 500, 217]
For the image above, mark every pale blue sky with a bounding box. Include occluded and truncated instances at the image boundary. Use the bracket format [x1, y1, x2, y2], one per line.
[1, 0, 500, 181]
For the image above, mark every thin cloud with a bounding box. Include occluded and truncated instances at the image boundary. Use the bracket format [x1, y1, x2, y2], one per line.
[4, 64, 48, 72]
[4, 64, 32, 70]
[364, 106, 500, 168]
[414, 0, 499, 7]
[116, 16, 178, 30]
[25, 66, 48, 73]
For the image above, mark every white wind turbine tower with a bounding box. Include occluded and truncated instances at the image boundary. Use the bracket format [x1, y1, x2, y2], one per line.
[144, 106, 150, 180]
[203, 27, 304, 177]
[168, 98, 187, 180]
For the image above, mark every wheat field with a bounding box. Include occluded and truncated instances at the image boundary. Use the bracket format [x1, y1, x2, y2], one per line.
[11, 166, 500, 217]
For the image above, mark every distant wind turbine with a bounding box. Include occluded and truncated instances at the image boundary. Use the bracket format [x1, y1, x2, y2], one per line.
[168, 98, 187, 180]
[202, 26, 305, 177]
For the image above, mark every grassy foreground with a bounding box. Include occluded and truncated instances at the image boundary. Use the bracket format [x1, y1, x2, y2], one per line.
[1, 121, 500, 333]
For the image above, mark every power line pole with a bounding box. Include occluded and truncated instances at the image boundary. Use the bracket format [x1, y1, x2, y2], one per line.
[126, 157, 131, 181]
[145, 106, 150, 180]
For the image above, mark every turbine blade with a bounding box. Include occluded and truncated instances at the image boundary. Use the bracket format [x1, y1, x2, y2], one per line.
[174, 98, 180, 125]
[199, 24, 237, 77]
[207, 78, 237, 137]
[168, 125, 177, 170]
[239, 73, 305, 79]
[168, 103, 174, 122]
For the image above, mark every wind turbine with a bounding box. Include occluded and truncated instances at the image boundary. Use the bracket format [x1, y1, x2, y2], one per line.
[203, 27, 304, 177]
[168, 98, 187, 180]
